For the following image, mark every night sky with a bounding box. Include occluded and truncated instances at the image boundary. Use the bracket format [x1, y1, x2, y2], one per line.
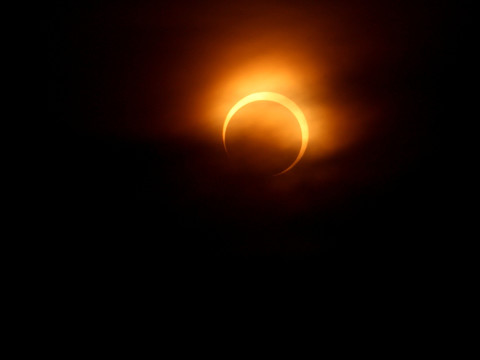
[49, 0, 470, 263]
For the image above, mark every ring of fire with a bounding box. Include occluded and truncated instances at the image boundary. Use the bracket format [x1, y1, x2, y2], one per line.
[223, 92, 309, 175]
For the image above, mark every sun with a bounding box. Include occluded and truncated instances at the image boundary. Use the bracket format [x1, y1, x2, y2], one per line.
[223, 92, 309, 175]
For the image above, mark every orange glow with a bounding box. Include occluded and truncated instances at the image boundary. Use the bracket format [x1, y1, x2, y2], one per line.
[223, 92, 309, 175]
[141, 1, 395, 186]
[189, 28, 370, 176]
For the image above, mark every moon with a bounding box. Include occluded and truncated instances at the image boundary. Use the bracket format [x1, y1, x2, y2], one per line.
[223, 92, 309, 175]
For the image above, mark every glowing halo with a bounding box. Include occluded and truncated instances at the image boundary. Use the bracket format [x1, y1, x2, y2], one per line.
[223, 92, 309, 175]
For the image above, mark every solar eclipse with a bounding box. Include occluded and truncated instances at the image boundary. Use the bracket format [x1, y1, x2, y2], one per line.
[223, 92, 309, 175]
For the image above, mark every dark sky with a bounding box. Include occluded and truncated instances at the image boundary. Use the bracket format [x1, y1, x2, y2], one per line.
[49, 0, 470, 263]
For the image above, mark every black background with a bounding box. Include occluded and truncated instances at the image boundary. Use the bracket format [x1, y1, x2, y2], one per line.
[48, 0, 471, 266]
